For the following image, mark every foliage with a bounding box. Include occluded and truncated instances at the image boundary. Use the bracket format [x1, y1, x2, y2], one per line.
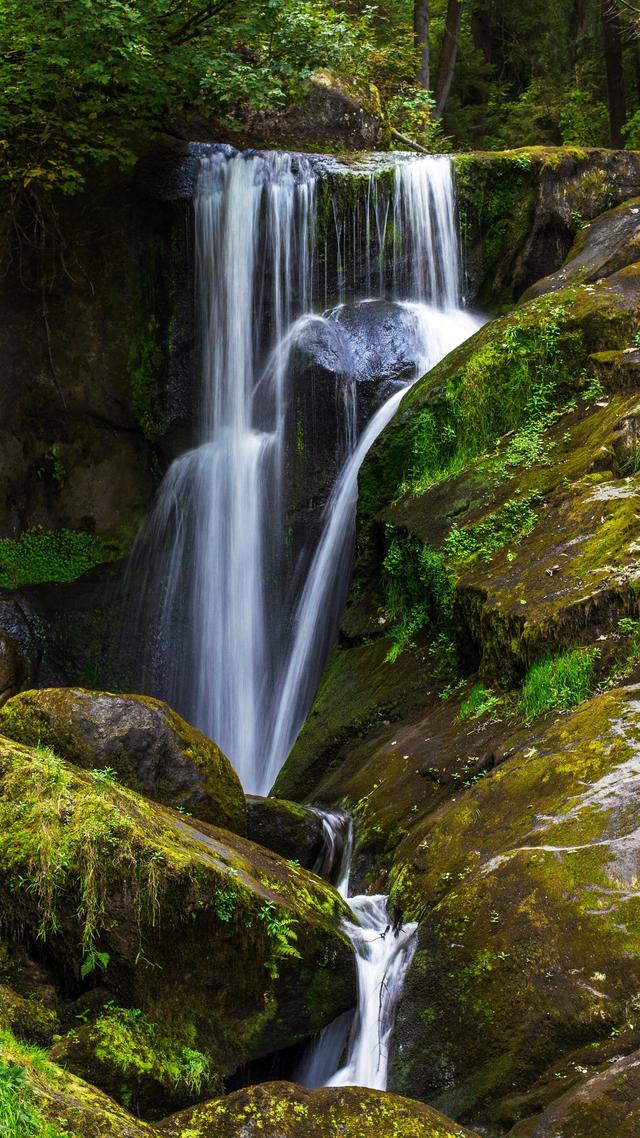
[457, 684, 502, 721]
[0, 0, 374, 203]
[443, 492, 542, 566]
[0, 1036, 64, 1138]
[559, 88, 609, 147]
[258, 901, 301, 979]
[519, 646, 598, 720]
[0, 528, 104, 588]
[382, 528, 454, 661]
[386, 87, 448, 150]
[213, 889, 238, 923]
[93, 1003, 213, 1096]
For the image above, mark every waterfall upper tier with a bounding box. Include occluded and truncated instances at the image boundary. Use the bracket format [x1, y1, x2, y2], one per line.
[129, 146, 483, 794]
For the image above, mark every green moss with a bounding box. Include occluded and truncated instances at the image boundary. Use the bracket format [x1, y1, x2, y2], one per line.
[0, 523, 138, 588]
[92, 1005, 217, 1098]
[382, 529, 454, 661]
[0, 1031, 70, 1138]
[129, 315, 166, 442]
[519, 646, 599, 719]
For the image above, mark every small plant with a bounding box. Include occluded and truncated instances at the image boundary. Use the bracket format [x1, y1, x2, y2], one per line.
[458, 684, 502, 722]
[90, 767, 119, 785]
[582, 374, 604, 404]
[519, 647, 598, 720]
[213, 889, 237, 923]
[258, 901, 301, 980]
[0, 1049, 63, 1138]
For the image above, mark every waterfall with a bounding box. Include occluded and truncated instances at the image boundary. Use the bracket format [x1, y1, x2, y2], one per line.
[131, 147, 482, 794]
[298, 810, 417, 1092]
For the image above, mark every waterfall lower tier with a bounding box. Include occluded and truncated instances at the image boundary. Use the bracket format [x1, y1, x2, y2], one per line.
[299, 810, 417, 1093]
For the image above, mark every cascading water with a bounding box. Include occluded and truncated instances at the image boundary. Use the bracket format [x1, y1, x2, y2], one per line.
[131, 146, 482, 795]
[298, 810, 417, 1092]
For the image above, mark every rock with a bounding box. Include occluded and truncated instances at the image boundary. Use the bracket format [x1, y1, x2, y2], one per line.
[523, 196, 640, 300]
[505, 1048, 640, 1137]
[276, 273, 640, 803]
[246, 796, 326, 870]
[387, 684, 640, 1129]
[1, 1027, 152, 1138]
[0, 687, 246, 834]
[0, 736, 354, 1115]
[157, 1081, 480, 1137]
[455, 147, 640, 306]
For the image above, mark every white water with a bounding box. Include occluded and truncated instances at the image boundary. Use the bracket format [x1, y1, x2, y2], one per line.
[133, 148, 481, 794]
[299, 810, 417, 1092]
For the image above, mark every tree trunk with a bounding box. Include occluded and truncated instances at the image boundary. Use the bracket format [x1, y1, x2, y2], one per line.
[601, 0, 627, 146]
[435, 0, 464, 118]
[414, 0, 430, 89]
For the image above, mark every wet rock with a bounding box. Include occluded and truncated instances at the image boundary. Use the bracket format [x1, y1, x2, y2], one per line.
[388, 684, 640, 1129]
[157, 1081, 479, 1137]
[0, 736, 354, 1115]
[505, 1047, 640, 1137]
[246, 796, 325, 870]
[523, 196, 640, 300]
[0, 687, 246, 834]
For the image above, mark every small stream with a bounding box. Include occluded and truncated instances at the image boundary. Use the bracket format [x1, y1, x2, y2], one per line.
[300, 810, 417, 1092]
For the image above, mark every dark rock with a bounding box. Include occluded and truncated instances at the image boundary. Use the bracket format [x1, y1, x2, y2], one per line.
[0, 686, 246, 834]
[523, 196, 640, 300]
[246, 796, 325, 870]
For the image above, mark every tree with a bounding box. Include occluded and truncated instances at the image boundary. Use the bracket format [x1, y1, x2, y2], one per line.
[414, 0, 431, 88]
[434, 0, 464, 116]
[601, 0, 628, 143]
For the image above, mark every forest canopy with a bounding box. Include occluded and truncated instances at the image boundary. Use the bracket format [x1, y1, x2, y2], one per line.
[0, 0, 638, 204]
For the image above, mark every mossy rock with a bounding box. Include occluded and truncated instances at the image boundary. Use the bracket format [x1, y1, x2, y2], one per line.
[157, 1081, 479, 1137]
[523, 196, 640, 300]
[387, 683, 640, 1129]
[0, 1026, 152, 1137]
[246, 796, 325, 870]
[454, 147, 640, 305]
[0, 736, 354, 1115]
[0, 687, 246, 834]
[505, 1046, 640, 1137]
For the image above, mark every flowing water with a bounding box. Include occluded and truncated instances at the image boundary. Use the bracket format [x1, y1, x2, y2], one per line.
[132, 146, 481, 796]
[298, 810, 417, 1092]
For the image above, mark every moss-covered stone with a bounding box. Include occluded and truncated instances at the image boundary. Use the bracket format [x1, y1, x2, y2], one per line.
[0, 736, 354, 1114]
[0, 686, 246, 834]
[388, 683, 640, 1130]
[157, 1081, 479, 1137]
[246, 796, 326, 870]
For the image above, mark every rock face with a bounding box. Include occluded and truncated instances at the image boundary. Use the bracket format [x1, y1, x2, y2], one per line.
[388, 684, 640, 1127]
[0, 687, 246, 834]
[0, 735, 354, 1115]
[455, 147, 640, 306]
[524, 196, 640, 299]
[506, 1048, 640, 1137]
[158, 1081, 480, 1137]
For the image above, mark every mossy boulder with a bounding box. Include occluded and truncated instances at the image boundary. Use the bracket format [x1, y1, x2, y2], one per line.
[387, 683, 640, 1130]
[523, 196, 640, 300]
[505, 1047, 640, 1137]
[454, 147, 640, 306]
[0, 687, 246, 833]
[246, 796, 326, 870]
[0, 736, 354, 1115]
[0, 1026, 152, 1137]
[157, 1081, 479, 1137]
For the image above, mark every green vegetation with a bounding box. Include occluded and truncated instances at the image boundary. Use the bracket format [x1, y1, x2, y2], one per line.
[0, 526, 133, 588]
[0, 1034, 65, 1138]
[92, 1003, 214, 1097]
[258, 901, 302, 979]
[519, 646, 598, 720]
[444, 492, 542, 566]
[458, 684, 502, 722]
[129, 315, 166, 442]
[382, 529, 454, 662]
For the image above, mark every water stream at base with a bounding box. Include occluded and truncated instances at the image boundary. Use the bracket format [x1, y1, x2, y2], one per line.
[299, 810, 417, 1092]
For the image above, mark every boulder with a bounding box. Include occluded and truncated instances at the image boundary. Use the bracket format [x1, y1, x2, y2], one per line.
[506, 1048, 640, 1137]
[388, 684, 640, 1129]
[524, 196, 640, 300]
[0, 736, 354, 1114]
[0, 687, 246, 834]
[157, 1081, 480, 1137]
[246, 796, 326, 870]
